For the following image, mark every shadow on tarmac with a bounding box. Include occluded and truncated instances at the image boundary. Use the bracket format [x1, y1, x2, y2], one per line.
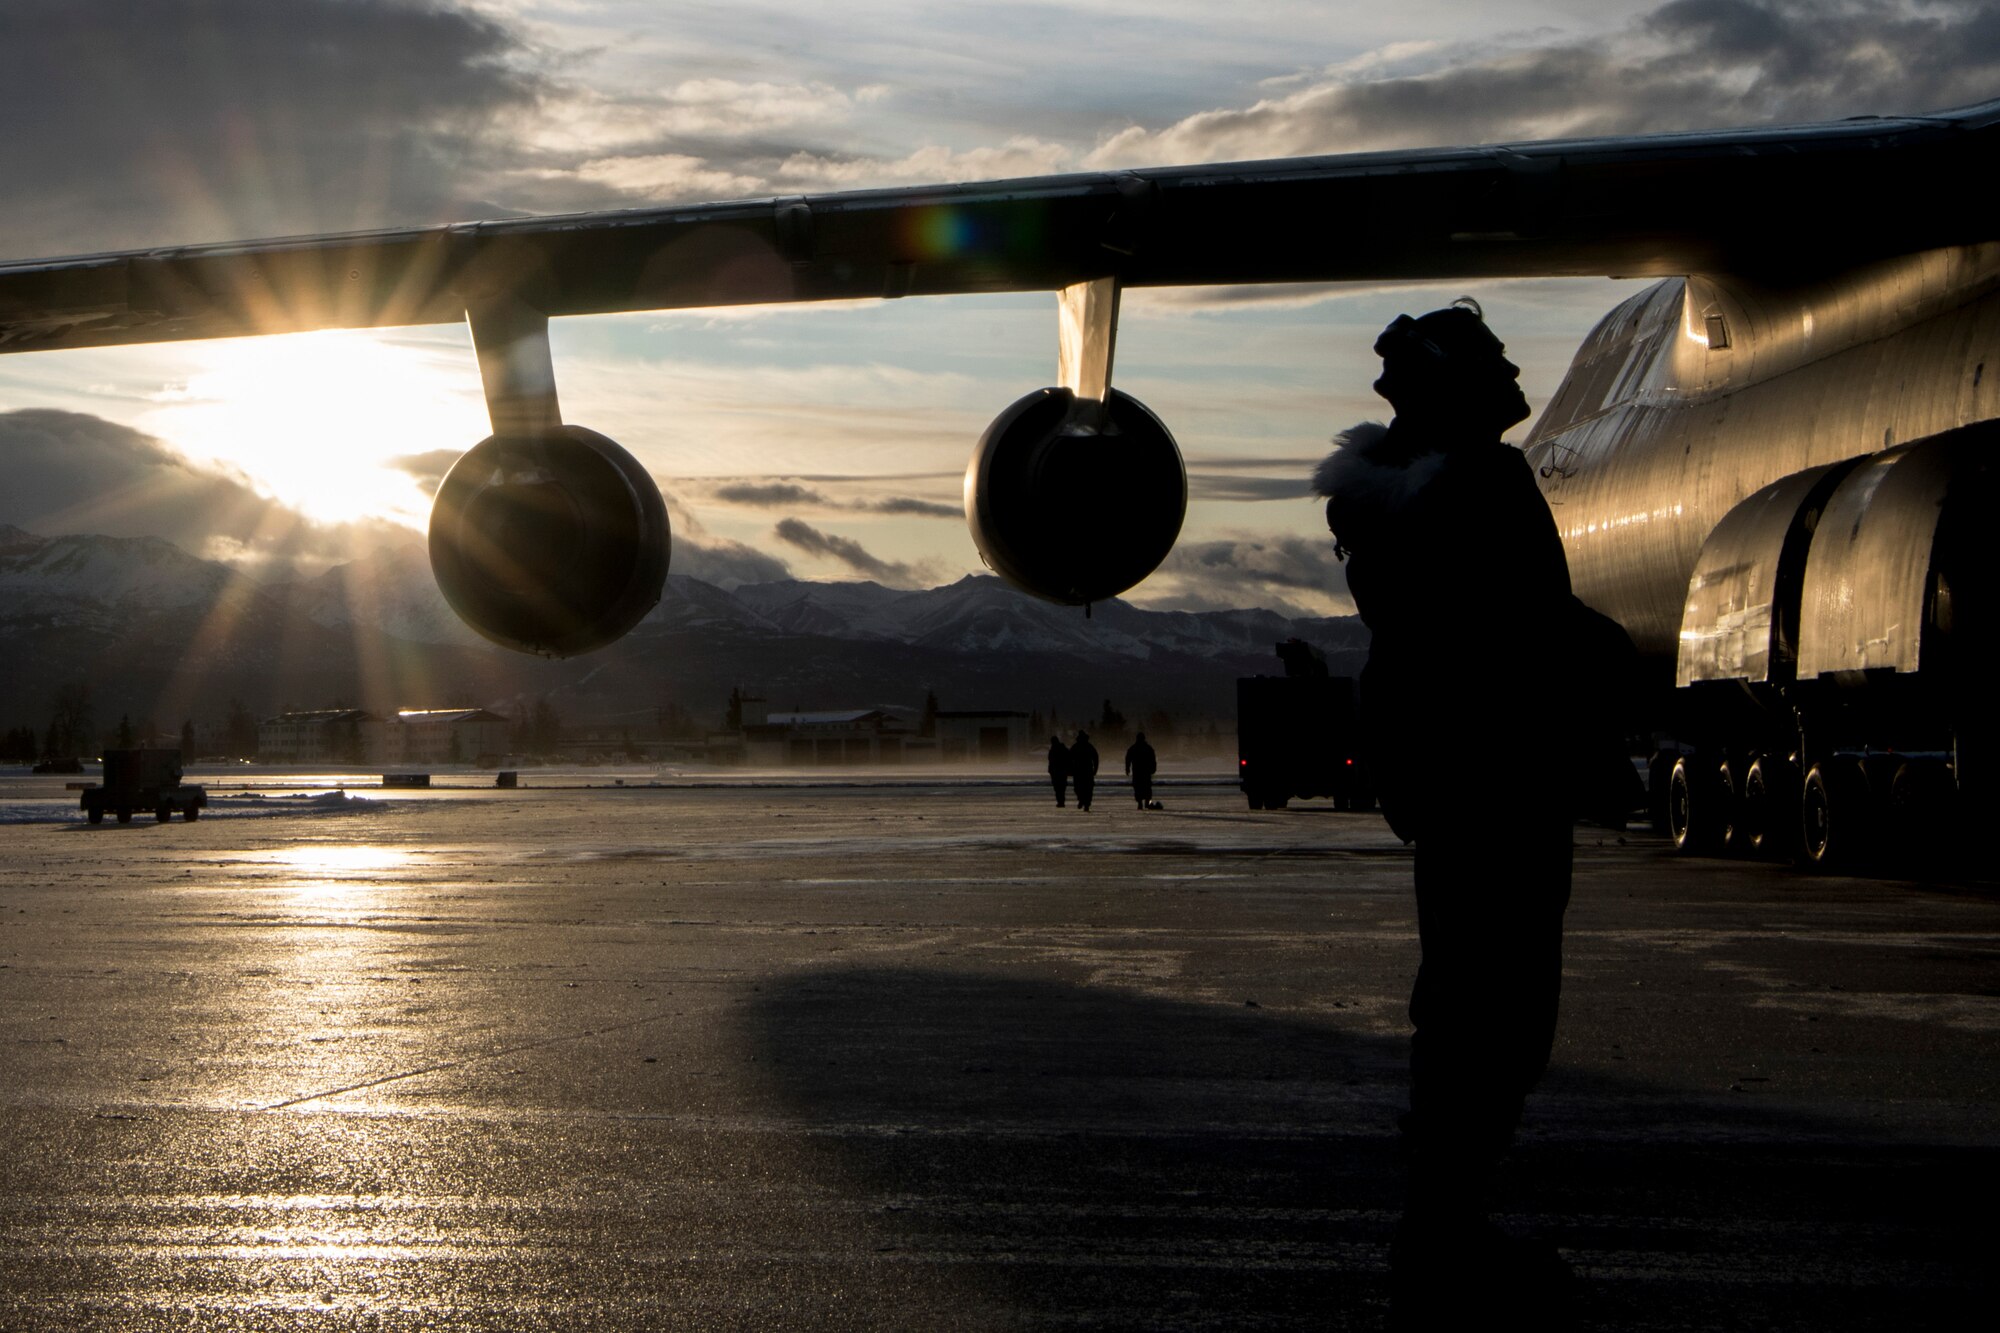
[742, 965, 1993, 1332]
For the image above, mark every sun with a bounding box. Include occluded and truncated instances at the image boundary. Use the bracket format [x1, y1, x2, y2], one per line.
[137, 328, 492, 528]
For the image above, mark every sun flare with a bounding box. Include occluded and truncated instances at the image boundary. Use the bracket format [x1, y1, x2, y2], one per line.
[137, 330, 491, 528]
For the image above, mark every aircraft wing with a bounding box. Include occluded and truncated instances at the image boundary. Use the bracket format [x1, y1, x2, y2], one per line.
[4, 99, 1999, 355]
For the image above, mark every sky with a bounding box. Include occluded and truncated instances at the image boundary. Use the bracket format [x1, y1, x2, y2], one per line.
[3, 0, 1998, 616]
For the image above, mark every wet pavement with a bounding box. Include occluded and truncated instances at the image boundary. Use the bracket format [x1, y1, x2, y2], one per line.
[1, 780, 1994, 1329]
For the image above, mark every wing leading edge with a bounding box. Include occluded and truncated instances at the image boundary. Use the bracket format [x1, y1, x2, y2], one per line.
[4, 100, 1998, 355]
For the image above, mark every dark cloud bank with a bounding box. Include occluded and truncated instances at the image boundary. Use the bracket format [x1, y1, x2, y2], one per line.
[0, 0, 547, 258]
[0, 408, 797, 588]
[772, 517, 928, 587]
[0, 409, 406, 568]
[1097, 1, 2000, 165]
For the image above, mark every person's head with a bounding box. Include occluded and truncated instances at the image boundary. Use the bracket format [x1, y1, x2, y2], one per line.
[1076, 729, 1089, 742]
[1050, 735, 1061, 745]
[1371, 297, 1529, 436]
[1135, 731, 1146, 742]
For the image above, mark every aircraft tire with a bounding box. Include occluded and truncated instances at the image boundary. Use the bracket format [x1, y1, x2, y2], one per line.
[1647, 750, 1679, 835]
[1887, 757, 1955, 863]
[1668, 756, 1726, 855]
[1717, 758, 1747, 851]
[1742, 756, 1800, 860]
[1802, 759, 1874, 870]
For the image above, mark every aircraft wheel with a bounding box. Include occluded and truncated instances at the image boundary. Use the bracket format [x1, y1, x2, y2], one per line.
[1742, 756, 1800, 859]
[1668, 756, 1725, 855]
[1887, 757, 1955, 863]
[1647, 750, 1680, 834]
[1802, 760, 1874, 870]
[1717, 759, 1748, 851]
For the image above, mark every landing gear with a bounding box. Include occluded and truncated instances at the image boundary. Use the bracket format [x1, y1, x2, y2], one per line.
[1801, 759, 1874, 870]
[1668, 756, 1728, 855]
[1740, 756, 1800, 859]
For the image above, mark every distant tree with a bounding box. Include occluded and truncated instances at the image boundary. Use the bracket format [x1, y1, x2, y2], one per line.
[44, 684, 94, 760]
[340, 717, 365, 765]
[0, 727, 36, 763]
[530, 698, 563, 755]
[1144, 709, 1176, 739]
[725, 687, 744, 731]
[655, 703, 698, 739]
[114, 714, 135, 749]
[920, 690, 939, 738]
[1099, 698, 1125, 730]
[224, 699, 260, 759]
[1028, 708, 1046, 738]
[181, 719, 196, 756]
[446, 727, 462, 765]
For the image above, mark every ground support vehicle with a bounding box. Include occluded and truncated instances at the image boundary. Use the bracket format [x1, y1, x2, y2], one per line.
[79, 749, 207, 825]
[1236, 640, 1374, 812]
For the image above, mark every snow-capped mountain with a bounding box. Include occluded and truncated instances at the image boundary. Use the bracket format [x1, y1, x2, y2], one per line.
[0, 528, 1367, 729]
[0, 529, 261, 626]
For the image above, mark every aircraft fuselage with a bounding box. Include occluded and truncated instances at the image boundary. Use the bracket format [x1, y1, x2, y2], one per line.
[1524, 243, 2000, 658]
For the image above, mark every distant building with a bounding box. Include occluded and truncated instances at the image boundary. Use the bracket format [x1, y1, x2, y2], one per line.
[388, 709, 510, 766]
[933, 710, 1030, 761]
[258, 710, 386, 764]
[743, 709, 932, 765]
[258, 707, 509, 766]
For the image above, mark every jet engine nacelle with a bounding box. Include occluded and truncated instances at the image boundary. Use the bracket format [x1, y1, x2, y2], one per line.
[429, 426, 670, 658]
[963, 386, 1186, 606]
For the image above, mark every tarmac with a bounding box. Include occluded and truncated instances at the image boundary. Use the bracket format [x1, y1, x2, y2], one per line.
[0, 774, 1994, 1329]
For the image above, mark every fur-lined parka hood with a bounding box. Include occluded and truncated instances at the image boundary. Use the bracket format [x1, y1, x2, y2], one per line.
[1311, 422, 1447, 554]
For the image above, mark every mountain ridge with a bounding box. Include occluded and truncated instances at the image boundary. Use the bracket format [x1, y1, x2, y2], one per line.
[0, 528, 1369, 731]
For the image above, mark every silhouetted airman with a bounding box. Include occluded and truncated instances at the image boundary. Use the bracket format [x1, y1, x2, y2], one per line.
[1069, 731, 1098, 811]
[1316, 299, 1578, 1327]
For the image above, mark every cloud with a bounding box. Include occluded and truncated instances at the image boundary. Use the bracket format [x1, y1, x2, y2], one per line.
[1084, 1, 2000, 169]
[0, 408, 406, 571]
[868, 496, 961, 518]
[708, 478, 962, 519]
[713, 481, 828, 507]
[569, 153, 765, 202]
[1186, 472, 1314, 503]
[772, 517, 928, 586]
[391, 449, 467, 496]
[655, 486, 794, 589]
[1133, 533, 1352, 618]
[771, 137, 1077, 189]
[669, 536, 793, 588]
[0, 0, 546, 257]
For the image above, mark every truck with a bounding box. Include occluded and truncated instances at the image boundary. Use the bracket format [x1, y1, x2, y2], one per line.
[1236, 640, 1373, 812]
[80, 749, 207, 825]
